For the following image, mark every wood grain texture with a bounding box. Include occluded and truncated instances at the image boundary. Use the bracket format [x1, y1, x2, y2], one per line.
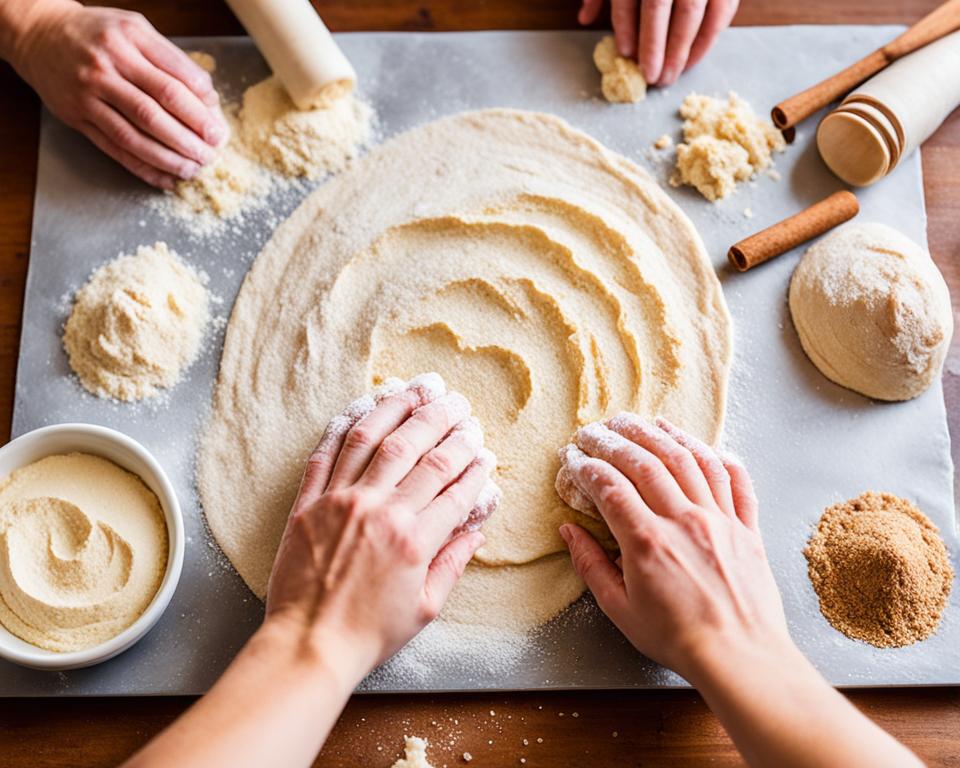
[1, 1, 959, 766]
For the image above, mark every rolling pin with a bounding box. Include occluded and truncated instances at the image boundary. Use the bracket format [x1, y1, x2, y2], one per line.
[817, 30, 960, 186]
[225, 0, 356, 110]
[772, 0, 960, 131]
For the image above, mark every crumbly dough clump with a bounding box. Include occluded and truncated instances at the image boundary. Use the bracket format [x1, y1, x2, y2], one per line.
[63, 242, 210, 401]
[804, 491, 953, 648]
[593, 36, 647, 104]
[391, 737, 434, 768]
[672, 92, 785, 201]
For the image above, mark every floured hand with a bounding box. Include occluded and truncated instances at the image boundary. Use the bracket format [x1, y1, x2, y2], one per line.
[557, 414, 788, 682]
[265, 373, 500, 681]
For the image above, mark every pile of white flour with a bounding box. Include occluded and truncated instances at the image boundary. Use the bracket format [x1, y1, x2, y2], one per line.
[63, 242, 210, 402]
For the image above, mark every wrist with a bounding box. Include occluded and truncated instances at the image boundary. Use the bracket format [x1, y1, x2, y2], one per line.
[255, 613, 377, 694]
[684, 629, 811, 694]
[0, 0, 77, 71]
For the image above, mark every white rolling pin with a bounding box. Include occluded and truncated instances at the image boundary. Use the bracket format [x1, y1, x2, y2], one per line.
[225, 0, 356, 110]
[818, 30, 960, 186]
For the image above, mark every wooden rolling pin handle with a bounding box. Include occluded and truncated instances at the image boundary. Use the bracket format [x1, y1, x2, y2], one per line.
[728, 190, 860, 272]
[772, 0, 960, 130]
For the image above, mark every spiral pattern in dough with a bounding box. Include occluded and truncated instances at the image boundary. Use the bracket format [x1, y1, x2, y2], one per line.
[200, 109, 731, 628]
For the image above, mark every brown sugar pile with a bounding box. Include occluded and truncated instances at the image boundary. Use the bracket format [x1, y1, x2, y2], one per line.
[804, 492, 953, 648]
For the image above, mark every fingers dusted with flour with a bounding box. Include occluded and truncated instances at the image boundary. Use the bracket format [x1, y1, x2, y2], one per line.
[555, 413, 785, 681]
[266, 373, 500, 675]
[656, 417, 735, 517]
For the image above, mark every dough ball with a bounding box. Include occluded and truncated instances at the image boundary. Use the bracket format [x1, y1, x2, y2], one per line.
[789, 223, 953, 401]
[593, 36, 647, 104]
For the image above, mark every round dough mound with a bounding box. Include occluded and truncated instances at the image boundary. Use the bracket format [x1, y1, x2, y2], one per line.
[789, 222, 953, 401]
[199, 109, 731, 630]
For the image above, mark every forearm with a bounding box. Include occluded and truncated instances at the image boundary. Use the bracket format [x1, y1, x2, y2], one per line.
[0, 0, 75, 67]
[123, 619, 366, 768]
[690, 638, 923, 768]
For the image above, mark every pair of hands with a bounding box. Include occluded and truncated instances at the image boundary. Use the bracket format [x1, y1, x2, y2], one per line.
[3, 1, 738, 190]
[266, 380, 788, 687]
[580, 0, 739, 86]
[3, 0, 226, 188]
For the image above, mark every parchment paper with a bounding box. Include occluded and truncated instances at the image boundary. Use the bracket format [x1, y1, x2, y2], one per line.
[6, 27, 958, 695]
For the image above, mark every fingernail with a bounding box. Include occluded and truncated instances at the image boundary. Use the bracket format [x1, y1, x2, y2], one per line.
[206, 121, 227, 147]
[157, 175, 175, 191]
[559, 524, 572, 544]
[179, 161, 201, 180]
[195, 143, 215, 164]
[659, 66, 677, 85]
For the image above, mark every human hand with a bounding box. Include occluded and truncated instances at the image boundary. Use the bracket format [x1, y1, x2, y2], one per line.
[557, 414, 791, 683]
[6, 0, 228, 188]
[265, 375, 499, 684]
[578, 0, 739, 86]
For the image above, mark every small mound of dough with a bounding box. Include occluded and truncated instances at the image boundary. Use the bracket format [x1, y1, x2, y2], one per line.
[789, 223, 953, 401]
[593, 36, 647, 104]
[63, 242, 210, 401]
[239, 76, 373, 179]
[672, 92, 785, 201]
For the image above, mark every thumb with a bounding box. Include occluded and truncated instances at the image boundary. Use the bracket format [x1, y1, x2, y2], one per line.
[422, 531, 485, 619]
[560, 524, 628, 621]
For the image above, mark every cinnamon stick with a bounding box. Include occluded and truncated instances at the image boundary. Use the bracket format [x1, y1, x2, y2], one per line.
[771, 0, 960, 130]
[728, 191, 860, 272]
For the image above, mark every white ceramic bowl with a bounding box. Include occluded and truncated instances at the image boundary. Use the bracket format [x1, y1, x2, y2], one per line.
[0, 423, 184, 670]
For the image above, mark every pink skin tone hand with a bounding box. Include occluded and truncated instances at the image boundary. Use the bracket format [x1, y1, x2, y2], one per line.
[578, 0, 740, 86]
[557, 414, 923, 768]
[1, 0, 228, 189]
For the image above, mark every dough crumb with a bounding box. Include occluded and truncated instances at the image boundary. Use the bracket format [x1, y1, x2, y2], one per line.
[463, 752, 473, 762]
[743, 207, 753, 218]
[63, 242, 210, 401]
[593, 36, 647, 103]
[674, 92, 785, 201]
[391, 736, 434, 768]
[653, 133, 673, 150]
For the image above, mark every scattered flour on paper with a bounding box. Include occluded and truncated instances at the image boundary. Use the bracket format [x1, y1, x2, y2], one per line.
[63, 241, 210, 402]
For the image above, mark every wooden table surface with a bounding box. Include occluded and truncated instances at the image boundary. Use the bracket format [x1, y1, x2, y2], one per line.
[1, 1, 959, 766]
